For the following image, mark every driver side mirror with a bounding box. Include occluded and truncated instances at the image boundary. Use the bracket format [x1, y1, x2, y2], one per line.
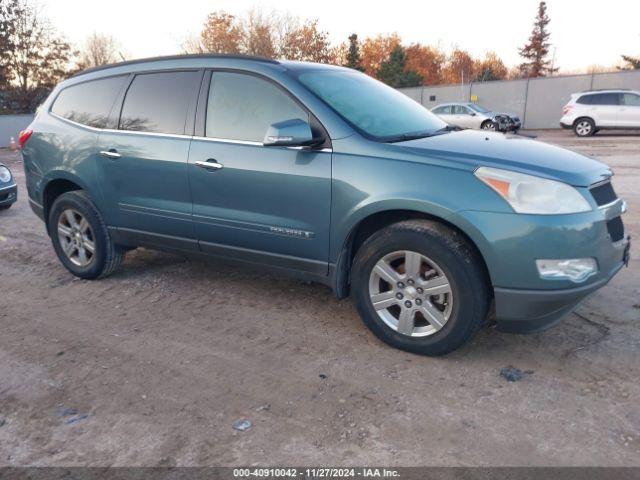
[469, 111, 476, 116]
[263, 118, 316, 147]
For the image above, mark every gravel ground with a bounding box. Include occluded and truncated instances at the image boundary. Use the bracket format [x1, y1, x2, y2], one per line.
[0, 130, 638, 466]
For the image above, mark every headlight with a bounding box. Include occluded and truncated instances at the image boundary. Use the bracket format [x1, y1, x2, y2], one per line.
[474, 166, 591, 214]
[0, 166, 11, 183]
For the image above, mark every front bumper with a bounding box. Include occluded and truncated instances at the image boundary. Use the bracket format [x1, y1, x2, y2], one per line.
[455, 195, 629, 333]
[494, 237, 629, 333]
[0, 183, 17, 207]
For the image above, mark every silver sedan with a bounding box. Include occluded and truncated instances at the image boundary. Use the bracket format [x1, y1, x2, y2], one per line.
[431, 103, 521, 132]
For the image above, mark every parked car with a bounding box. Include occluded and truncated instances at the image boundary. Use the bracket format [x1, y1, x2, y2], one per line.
[432, 102, 521, 132]
[20, 55, 629, 355]
[0, 162, 17, 210]
[561, 89, 640, 137]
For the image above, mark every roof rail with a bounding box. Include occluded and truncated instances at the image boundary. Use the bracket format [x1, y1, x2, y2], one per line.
[579, 88, 633, 93]
[71, 53, 280, 78]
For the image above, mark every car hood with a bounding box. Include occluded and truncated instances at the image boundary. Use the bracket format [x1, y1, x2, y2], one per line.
[392, 129, 610, 187]
[490, 111, 519, 120]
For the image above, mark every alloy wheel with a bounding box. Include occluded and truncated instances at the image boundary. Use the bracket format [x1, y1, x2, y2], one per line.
[368, 250, 453, 337]
[576, 121, 592, 136]
[57, 209, 96, 267]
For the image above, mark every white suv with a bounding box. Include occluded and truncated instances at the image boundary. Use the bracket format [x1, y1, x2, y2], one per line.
[560, 90, 640, 137]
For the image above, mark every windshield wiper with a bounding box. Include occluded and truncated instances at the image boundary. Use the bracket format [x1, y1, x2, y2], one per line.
[384, 126, 460, 143]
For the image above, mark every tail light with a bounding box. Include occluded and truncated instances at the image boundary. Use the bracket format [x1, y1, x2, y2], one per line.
[18, 129, 33, 148]
[562, 105, 572, 115]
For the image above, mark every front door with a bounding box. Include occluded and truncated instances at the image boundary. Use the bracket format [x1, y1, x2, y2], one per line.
[96, 70, 202, 249]
[188, 71, 332, 274]
[619, 92, 640, 128]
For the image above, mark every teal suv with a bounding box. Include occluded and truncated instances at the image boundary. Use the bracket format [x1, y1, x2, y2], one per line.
[21, 55, 630, 355]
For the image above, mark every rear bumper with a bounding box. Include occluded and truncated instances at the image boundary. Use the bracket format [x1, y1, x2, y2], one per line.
[0, 183, 17, 206]
[494, 237, 629, 333]
[29, 197, 45, 221]
[560, 121, 573, 129]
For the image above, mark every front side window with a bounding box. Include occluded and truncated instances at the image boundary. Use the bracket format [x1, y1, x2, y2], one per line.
[119, 71, 200, 135]
[453, 105, 471, 115]
[206, 72, 308, 142]
[468, 104, 490, 114]
[298, 70, 445, 141]
[51, 76, 127, 128]
[622, 93, 640, 106]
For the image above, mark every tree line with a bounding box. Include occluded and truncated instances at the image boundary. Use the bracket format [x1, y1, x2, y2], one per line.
[0, 0, 638, 114]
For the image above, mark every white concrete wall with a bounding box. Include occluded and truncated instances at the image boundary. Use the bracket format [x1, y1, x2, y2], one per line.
[0, 114, 34, 148]
[399, 69, 640, 129]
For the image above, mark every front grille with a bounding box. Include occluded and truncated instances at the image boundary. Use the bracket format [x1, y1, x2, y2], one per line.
[590, 181, 617, 206]
[607, 216, 625, 242]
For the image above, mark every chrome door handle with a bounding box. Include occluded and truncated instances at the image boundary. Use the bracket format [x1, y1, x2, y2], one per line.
[100, 150, 121, 159]
[195, 160, 223, 171]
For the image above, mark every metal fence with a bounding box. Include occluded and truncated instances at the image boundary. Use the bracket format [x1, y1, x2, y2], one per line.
[0, 114, 34, 148]
[399, 69, 640, 129]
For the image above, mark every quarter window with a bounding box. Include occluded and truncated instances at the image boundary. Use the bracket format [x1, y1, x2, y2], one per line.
[51, 76, 127, 128]
[206, 72, 308, 142]
[119, 71, 200, 135]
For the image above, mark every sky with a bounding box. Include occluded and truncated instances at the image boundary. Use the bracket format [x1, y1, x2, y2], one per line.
[43, 0, 640, 71]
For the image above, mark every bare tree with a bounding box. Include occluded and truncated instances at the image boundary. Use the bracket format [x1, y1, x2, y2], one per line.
[77, 32, 122, 69]
[7, 0, 73, 111]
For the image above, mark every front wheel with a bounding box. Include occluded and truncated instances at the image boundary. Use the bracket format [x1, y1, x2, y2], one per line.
[351, 220, 491, 356]
[481, 120, 496, 131]
[48, 191, 126, 279]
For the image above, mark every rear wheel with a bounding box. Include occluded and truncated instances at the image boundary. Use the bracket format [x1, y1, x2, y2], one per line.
[574, 118, 595, 137]
[351, 220, 491, 356]
[48, 191, 125, 279]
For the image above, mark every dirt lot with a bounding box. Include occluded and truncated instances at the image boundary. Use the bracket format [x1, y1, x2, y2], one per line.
[0, 131, 638, 467]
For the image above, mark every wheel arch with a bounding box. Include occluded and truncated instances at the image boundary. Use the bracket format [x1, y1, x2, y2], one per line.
[331, 206, 494, 300]
[573, 116, 595, 128]
[41, 171, 90, 233]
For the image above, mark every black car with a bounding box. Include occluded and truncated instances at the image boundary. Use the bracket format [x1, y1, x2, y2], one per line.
[0, 162, 17, 210]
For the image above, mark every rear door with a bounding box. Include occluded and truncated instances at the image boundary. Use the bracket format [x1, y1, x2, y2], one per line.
[433, 105, 454, 124]
[589, 93, 620, 126]
[619, 92, 640, 128]
[96, 70, 202, 249]
[187, 71, 332, 274]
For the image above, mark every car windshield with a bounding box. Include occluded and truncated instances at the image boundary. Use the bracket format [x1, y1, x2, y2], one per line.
[297, 70, 446, 141]
[468, 104, 490, 113]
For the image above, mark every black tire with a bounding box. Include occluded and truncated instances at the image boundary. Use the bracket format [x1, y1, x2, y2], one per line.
[48, 191, 125, 279]
[480, 120, 496, 131]
[0, 204, 11, 210]
[351, 220, 491, 356]
[574, 117, 596, 137]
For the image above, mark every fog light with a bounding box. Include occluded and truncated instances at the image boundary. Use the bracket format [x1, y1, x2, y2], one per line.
[536, 258, 598, 283]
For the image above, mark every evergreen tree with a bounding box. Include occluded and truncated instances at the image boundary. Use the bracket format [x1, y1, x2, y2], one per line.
[376, 45, 423, 88]
[518, 1, 558, 77]
[620, 54, 640, 70]
[345, 33, 364, 71]
[0, 0, 19, 90]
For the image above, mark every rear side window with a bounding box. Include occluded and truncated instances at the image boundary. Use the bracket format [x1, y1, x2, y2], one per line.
[580, 93, 620, 106]
[206, 72, 308, 142]
[576, 94, 593, 105]
[119, 71, 200, 135]
[51, 76, 127, 128]
[433, 106, 451, 114]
